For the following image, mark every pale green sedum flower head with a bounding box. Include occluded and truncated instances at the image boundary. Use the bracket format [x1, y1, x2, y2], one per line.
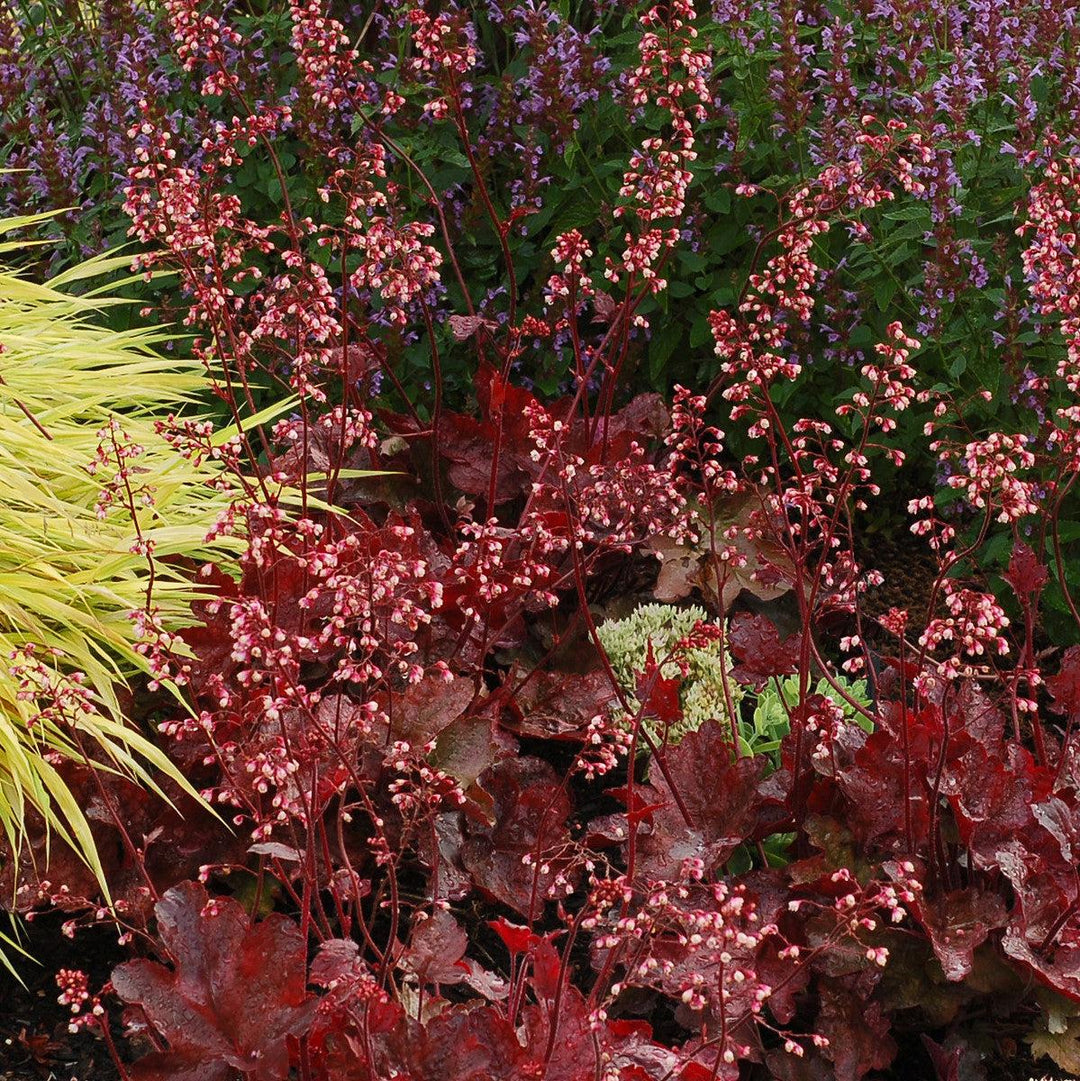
[596, 603, 742, 746]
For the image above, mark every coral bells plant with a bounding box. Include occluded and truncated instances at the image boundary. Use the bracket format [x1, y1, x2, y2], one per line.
[11, 3, 1080, 1081]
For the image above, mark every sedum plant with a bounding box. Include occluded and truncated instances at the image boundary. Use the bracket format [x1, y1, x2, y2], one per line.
[597, 603, 743, 747]
[747, 674, 875, 759]
[0, 218, 239, 912]
[598, 603, 874, 759]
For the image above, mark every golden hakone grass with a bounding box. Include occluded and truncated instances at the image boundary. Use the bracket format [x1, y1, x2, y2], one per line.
[0, 220, 253, 965]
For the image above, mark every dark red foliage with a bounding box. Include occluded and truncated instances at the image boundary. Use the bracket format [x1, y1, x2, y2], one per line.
[726, 611, 803, 689]
[400, 908, 470, 987]
[634, 648, 684, 738]
[837, 719, 933, 849]
[41, 99, 1080, 1081]
[625, 720, 764, 879]
[944, 739, 1053, 871]
[459, 756, 577, 916]
[1004, 540, 1049, 600]
[306, 939, 685, 1081]
[503, 665, 619, 739]
[111, 882, 316, 1081]
[434, 367, 670, 509]
[815, 978, 897, 1081]
[488, 915, 538, 955]
[0, 764, 237, 921]
[439, 369, 540, 503]
[81, 393, 1080, 1081]
[1002, 878, 1080, 1002]
[1048, 645, 1080, 717]
[175, 563, 242, 696]
[391, 672, 475, 746]
[919, 1035, 978, 1081]
[906, 884, 1008, 982]
[392, 1005, 536, 1080]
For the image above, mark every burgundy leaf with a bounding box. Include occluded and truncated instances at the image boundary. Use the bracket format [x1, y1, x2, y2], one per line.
[505, 665, 619, 739]
[906, 885, 1007, 982]
[520, 984, 605, 1081]
[1048, 646, 1080, 717]
[1033, 794, 1080, 865]
[460, 757, 576, 916]
[389, 1005, 531, 1081]
[606, 1021, 687, 1081]
[920, 1034, 986, 1081]
[459, 958, 511, 1000]
[581, 394, 669, 462]
[118, 1050, 232, 1081]
[431, 710, 513, 818]
[727, 611, 802, 690]
[943, 739, 1053, 872]
[488, 916, 537, 955]
[111, 882, 315, 1081]
[447, 314, 497, 342]
[592, 290, 618, 322]
[112, 960, 233, 1061]
[999, 840, 1080, 1002]
[393, 672, 474, 747]
[309, 939, 363, 989]
[921, 1037, 961, 1081]
[1003, 540, 1048, 598]
[176, 562, 241, 696]
[440, 412, 528, 503]
[628, 721, 763, 879]
[816, 979, 897, 1081]
[417, 811, 474, 901]
[948, 681, 1007, 746]
[838, 719, 934, 850]
[248, 841, 303, 863]
[698, 492, 797, 609]
[635, 648, 683, 736]
[1002, 914, 1080, 1003]
[400, 908, 468, 986]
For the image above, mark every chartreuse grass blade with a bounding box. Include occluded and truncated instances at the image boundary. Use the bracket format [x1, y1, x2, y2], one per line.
[0, 225, 293, 955]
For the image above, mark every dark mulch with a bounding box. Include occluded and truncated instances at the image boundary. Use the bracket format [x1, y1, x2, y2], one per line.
[0, 914, 125, 1081]
[881, 1028, 1071, 1081]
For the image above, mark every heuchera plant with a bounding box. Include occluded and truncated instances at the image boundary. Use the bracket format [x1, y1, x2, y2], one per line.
[8, 2, 1080, 1081]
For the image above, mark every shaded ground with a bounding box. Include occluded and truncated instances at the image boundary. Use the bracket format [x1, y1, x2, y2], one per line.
[0, 915, 123, 1081]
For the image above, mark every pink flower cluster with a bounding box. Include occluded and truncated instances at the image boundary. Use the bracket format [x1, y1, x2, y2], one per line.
[919, 584, 1011, 680]
[289, 0, 367, 111]
[603, 1, 712, 313]
[946, 432, 1039, 523]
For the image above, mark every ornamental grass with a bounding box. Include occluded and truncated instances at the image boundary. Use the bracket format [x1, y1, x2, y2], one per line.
[0, 216, 236, 930]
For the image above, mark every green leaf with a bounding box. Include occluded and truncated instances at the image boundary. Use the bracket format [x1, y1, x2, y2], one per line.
[874, 275, 898, 312]
[678, 251, 709, 272]
[703, 188, 732, 214]
[648, 321, 683, 384]
[689, 316, 713, 348]
[883, 204, 933, 222]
